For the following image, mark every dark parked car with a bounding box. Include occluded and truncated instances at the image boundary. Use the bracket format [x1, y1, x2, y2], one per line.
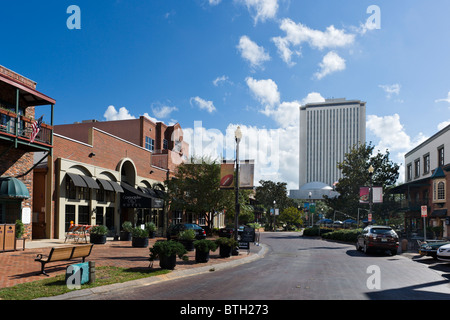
[219, 225, 245, 239]
[419, 240, 450, 259]
[356, 225, 399, 256]
[166, 223, 206, 240]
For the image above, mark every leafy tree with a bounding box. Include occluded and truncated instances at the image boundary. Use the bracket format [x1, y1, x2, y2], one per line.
[279, 207, 303, 228]
[166, 156, 255, 231]
[255, 180, 295, 226]
[222, 188, 254, 225]
[324, 142, 400, 222]
[165, 156, 224, 231]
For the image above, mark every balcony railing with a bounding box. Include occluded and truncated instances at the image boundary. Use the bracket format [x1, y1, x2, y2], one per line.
[0, 108, 52, 147]
[397, 198, 429, 211]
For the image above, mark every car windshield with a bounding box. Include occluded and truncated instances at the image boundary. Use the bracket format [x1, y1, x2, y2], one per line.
[371, 228, 393, 234]
[185, 224, 200, 229]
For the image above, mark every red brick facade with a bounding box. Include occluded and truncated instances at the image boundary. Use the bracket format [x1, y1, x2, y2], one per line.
[36, 118, 189, 239]
[0, 66, 43, 241]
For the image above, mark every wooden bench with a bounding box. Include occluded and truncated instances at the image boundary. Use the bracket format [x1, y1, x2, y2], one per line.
[35, 244, 94, 276]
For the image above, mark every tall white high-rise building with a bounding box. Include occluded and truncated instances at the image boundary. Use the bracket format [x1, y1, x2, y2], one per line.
[291, 98, 366, 199]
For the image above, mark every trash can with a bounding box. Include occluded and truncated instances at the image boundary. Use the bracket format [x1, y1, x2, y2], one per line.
[3, 224, 16, 252]
[401, 239, 408, 252]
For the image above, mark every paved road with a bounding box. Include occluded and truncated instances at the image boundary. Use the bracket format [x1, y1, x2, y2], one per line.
[75, 232, 450, 300]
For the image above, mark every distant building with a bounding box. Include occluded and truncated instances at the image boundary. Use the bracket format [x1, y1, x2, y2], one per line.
[290, 98, 366, 200]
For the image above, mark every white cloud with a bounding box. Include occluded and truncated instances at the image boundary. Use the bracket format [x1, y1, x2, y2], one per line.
[190, 96, 217, 113]
[213, 75, 231, 86]
[183, 121, 298, 190]
[237, 0, 279, 24]
[245, 77, 280, 108]
[182, 88, 331, 190]
[151, 104, 178, 119]
[272, 18, 355, 65]
[314, 51, 346, 80]
[103, 105, 136, 121]
[435, 91, 450, 104]
[379, 84, 401, 99]
[209, 0, 222, 6]
[237, 35, 271, 70]
[438, 120, 450, 131]
[366, 114, 428, 183]
[142, 113, 159, 123]
[300, 92, 326, 105]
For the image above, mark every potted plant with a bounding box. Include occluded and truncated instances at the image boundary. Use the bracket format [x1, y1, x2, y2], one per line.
[15, 219, 24, 239]
[131, 227, 149, 247]
[149, 240, 188, 270]
[178, 229, 196, 251]
[120, 221, 133, 241]
[90, 225, 108, 244]
[194, 239, 217, 263]
[145, 222, 157, 239]
[215, 237, 238, 258]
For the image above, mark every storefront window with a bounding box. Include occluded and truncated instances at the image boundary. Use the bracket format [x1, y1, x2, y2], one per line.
[65, 205, 75, 231]
[96, 207, 104, 225]
[105, 207, 115, 233]
[78, 206, 90, 225]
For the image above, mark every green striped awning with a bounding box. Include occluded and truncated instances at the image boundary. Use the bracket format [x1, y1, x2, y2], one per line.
[0, 177, 30, 199]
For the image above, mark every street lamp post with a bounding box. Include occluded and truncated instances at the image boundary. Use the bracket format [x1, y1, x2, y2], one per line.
[273, 200, 276, 231]
[368, 165, 374, 225]
[234, 126, 242, 242]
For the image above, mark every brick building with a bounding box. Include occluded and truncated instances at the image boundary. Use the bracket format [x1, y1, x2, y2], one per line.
[0, 66, 55, 240]
[34, 117, 189, 239]
[391, 124, 450, 238]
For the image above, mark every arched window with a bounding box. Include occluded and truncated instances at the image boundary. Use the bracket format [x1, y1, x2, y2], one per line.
[438, 181, 445, 200]
[434, 179, 446, 202]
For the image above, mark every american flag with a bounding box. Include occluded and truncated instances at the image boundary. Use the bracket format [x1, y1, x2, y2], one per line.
[30, 115, 43, 143]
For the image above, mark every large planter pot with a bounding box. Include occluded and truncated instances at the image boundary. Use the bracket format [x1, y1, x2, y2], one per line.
[132, 237, 149, 248]
[120, 231, 131, 241]
[90, 234, 107, 244]
[219, 244, 232, 258]
[195, 250, 210, 263]
[159, 254, 177, 270]
[148, 231, 156, 239]
[180, 240, 194, 251]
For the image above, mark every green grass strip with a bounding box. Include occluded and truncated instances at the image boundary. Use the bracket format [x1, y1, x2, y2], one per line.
[0, 266, 170, 300]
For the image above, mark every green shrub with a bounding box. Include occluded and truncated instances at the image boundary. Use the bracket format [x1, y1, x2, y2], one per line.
[131, 227, 149, 238]
[303, 227, 333, 237]
[322, 229, 362, 243]
[15, 220, 24, 238]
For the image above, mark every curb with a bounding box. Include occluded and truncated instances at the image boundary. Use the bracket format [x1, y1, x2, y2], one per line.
[36, 243, 268, 300]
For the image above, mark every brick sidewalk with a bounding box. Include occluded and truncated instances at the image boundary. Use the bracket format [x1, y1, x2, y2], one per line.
[0, 238, 253, 289]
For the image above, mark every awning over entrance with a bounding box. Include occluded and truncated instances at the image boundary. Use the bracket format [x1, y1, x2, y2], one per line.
[0, 177, 30, 199]
[66, 173, 100, 189]
[431, 209, 448, 218]
[120, 182, 164, 209]
[97, 178, 124, 193]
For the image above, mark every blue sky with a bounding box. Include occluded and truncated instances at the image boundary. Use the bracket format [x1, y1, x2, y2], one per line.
[2, 0, 450, 190]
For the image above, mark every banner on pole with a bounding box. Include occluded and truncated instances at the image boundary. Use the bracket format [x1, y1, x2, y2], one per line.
[239, 160, 254, 189]
[219, 163, 235, 189]
[359, 186, 383, 203]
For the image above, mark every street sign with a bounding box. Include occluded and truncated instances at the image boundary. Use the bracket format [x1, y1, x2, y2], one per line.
[421, 206, 427, 218]
[368, 214, 372, 222]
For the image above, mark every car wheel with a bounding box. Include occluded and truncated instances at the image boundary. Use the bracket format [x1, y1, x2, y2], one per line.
[356, 242, 361, 251]
[363, 243, 371, 254]
[390, 249, 397, 256]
